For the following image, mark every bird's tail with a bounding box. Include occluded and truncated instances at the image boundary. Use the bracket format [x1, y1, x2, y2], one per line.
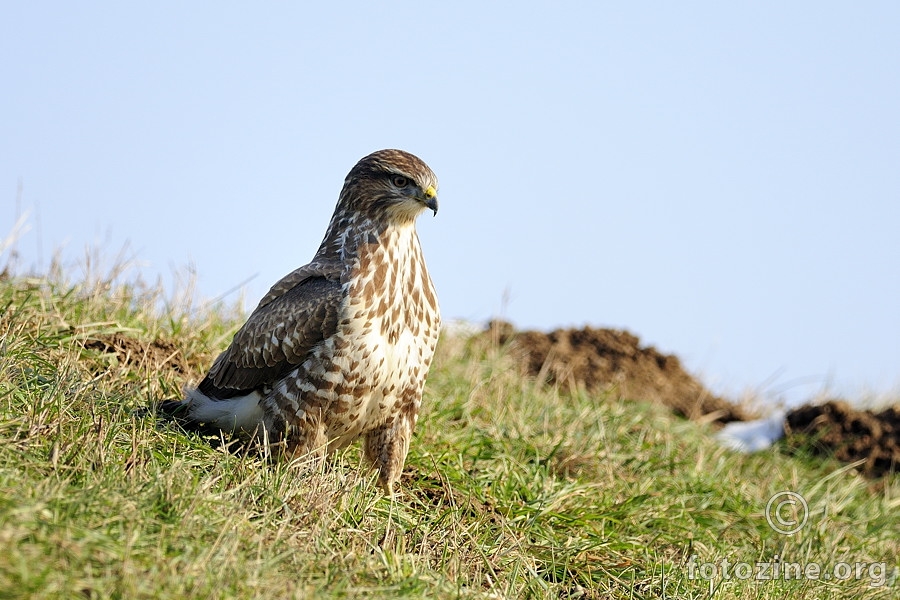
[130, 399, 187, 421]
[151, 397, 237, 439]
[157, 399, 191, 419]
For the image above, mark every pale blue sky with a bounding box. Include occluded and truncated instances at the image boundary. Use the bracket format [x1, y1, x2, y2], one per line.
[3, 2, 899, 405]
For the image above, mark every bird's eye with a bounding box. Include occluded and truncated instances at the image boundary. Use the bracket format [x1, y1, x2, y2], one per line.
[391, 176, 409, 188]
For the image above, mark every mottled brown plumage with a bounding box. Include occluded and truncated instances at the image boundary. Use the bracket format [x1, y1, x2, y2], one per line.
[168, 149, 441, 493]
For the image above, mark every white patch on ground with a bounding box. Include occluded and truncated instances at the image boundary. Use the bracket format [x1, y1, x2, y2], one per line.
[715, 410, 786, 452]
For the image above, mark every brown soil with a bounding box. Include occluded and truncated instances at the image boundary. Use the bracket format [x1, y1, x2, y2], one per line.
[485, 321, 751, 424]
[487, 321, 900, 477]
[785, 400, 900, 477]
[83, 332, 189, 374]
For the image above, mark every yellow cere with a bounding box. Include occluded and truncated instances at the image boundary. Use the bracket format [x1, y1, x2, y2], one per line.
[424, 185, 437, 199]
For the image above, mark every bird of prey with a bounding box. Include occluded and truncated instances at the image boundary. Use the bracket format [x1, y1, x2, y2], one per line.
[163, 149, 441, 494]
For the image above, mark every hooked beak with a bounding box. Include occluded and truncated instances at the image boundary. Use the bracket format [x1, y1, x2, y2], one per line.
[422, 185, 438, 216]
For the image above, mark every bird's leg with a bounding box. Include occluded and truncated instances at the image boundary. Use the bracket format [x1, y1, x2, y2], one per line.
[368, 417, 408, 550]
[377, 490, 398, 551]
[363, 412, 414, 496]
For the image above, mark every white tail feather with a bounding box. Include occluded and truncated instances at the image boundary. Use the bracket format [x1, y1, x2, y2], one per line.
[184, 388, 266, 434]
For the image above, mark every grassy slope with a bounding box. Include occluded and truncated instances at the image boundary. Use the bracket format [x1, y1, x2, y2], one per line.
[0, 273, 897, 599]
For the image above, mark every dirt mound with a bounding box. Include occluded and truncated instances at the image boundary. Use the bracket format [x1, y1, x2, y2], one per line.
[486, 321, 750, 424]
[486, 322, 900, 477]
[786, 400, 900, 477]
[83, 332, 189, 374]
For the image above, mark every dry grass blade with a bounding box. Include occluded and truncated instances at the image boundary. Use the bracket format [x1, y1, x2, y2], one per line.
[0, 259, 896, 599]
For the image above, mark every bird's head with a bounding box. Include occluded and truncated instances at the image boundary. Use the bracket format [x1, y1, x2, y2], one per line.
[338, 149, 439, 224]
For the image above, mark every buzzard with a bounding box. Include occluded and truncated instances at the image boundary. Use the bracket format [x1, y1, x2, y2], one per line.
[164, 149, 441, 494]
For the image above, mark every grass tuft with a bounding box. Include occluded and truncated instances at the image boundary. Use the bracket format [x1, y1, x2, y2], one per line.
[0, 265, 897, 599]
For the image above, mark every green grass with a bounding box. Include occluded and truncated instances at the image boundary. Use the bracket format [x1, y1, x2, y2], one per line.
[0, 269, 897, 599]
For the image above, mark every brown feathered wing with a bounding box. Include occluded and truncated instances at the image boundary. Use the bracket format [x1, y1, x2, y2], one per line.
[197, 267, 343, 399]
